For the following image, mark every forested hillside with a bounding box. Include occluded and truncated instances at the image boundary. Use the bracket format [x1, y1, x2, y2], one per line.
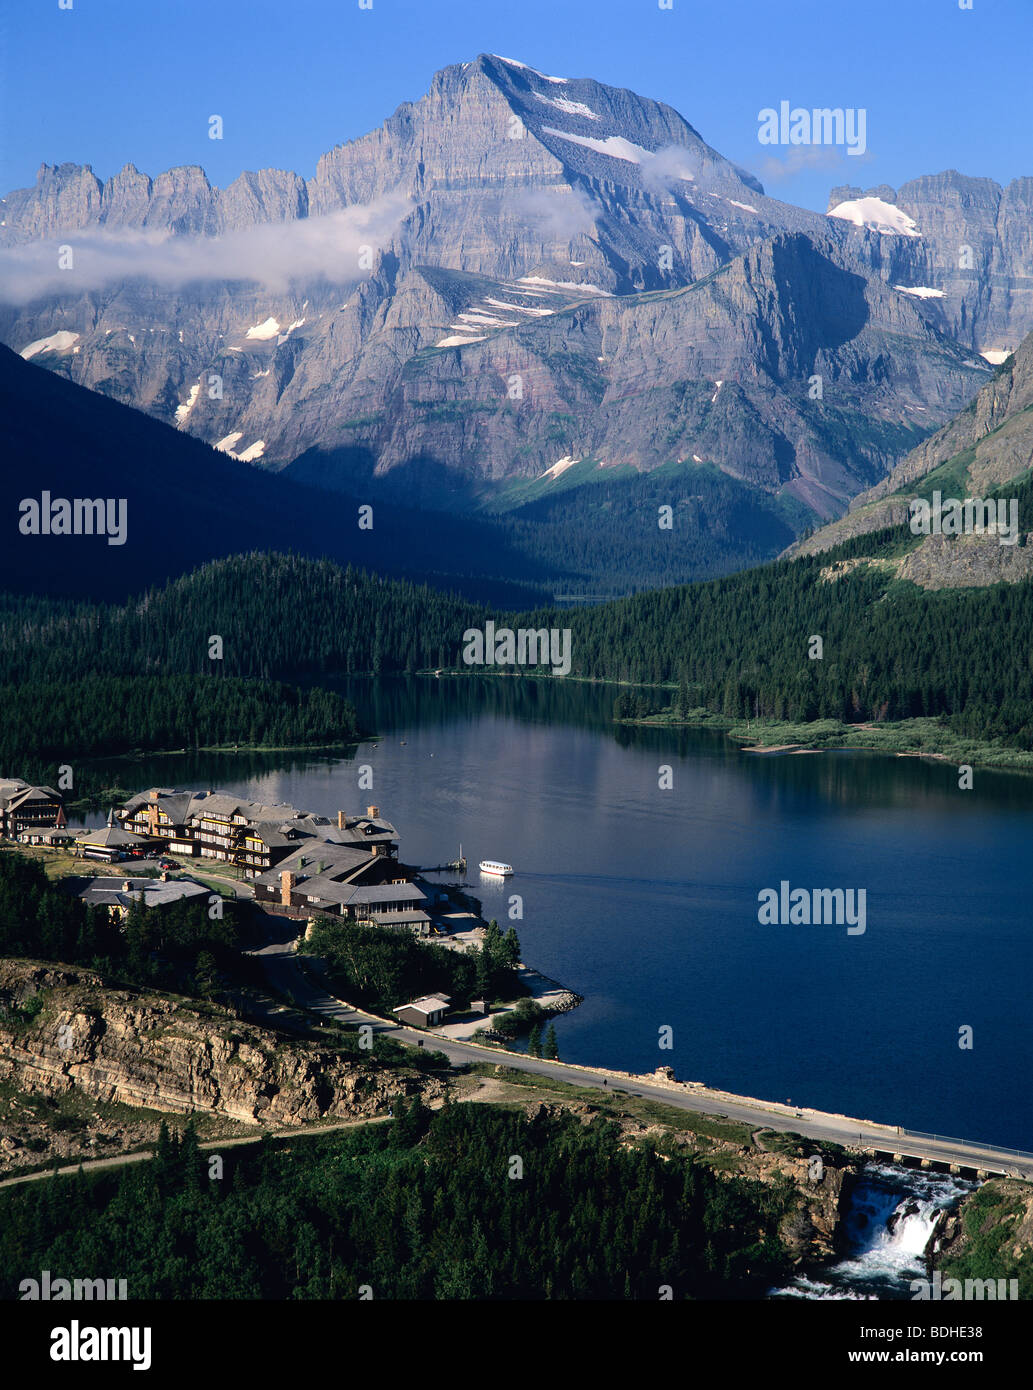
[0, 1103, 794, 1299]
[548, 554, 1033, 743]
[0, 555, 465, 780]
[6, 545, 1033, 780]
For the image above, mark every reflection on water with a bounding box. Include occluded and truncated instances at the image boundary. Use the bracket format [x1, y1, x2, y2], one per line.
[68, 675, 1033, 1149]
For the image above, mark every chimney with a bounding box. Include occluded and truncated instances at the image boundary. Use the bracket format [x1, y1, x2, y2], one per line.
[121, 880, 131, 892]
[160, 870, 169, 883]
[366, 805, 379, 819]
[337, 810, 346, 830]
[280, 871, 296, 906]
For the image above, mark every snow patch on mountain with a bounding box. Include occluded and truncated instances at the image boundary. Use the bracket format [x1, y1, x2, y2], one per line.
[214, 430, 265, 461]
[175, 382, 200, 425]
[536, 94, 599, 120]
[436, 333, 487, 347]
[893, 285, 945, 299]
[540, 455, 579, 480]
[517, 276, 611, 295]
[828, 197, 920, 237]
[19, 330, 80, 359]
[484, 297, 554, 316]
[455, 311, 518, 326]
[275, 317, 305, 345]
[981, 348, 1013, 365]
[492, 55, 567, 84]
[541, 126, 654, 164]
[246, 317, 281, 340]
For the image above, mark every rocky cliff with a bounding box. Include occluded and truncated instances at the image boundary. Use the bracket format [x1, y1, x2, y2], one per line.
[932, 1178, 1033, 1296]
[828, 173, 1033, 356]
[790, 325, 1033, 561]
[0, 959, 438, 1140]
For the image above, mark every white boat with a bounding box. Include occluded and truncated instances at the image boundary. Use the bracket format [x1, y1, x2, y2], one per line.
[479, 859, 514, 876]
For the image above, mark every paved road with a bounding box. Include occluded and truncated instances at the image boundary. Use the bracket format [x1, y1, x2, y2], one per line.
[250, 923, 1033, 1182]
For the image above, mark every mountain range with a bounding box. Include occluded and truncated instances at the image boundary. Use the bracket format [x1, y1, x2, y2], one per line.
[3, 54, 1031, 585]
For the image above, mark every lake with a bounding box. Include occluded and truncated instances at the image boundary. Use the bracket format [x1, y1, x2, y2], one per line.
[73, 675, 1033, 1151]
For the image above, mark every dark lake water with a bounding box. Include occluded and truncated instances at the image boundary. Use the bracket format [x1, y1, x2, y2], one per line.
[77, 676, 1033, 1152]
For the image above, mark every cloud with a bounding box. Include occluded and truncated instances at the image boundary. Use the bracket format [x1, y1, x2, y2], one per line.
[755, 146, 873, 184]
[640, 145, 703, 195]
[638, 145, 767, 199]
[505, 185, 601, 241]
[0, 192, 413, 305]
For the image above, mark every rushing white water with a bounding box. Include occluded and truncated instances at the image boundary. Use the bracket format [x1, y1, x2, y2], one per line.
[772, 1164, 978, 1300]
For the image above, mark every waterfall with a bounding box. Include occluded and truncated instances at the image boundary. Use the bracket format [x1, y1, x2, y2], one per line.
[771, 1163, 977, 1300]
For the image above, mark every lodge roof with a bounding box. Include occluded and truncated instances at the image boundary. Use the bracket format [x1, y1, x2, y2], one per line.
[76, 876, 209, 910]
[75, 825, 146, 847]
[120, 789, 394, 841]
[0, 780, 62, 810]
[253, 841, 377, 886]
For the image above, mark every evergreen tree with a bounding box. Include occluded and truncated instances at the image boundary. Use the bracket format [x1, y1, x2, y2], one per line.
[474, 946, 492, 1001]
[544, 1023, 559, 1060]
[194, 950, 217, 996]
[528, 1023, 543, 1058]
[500, 927, 521, 969]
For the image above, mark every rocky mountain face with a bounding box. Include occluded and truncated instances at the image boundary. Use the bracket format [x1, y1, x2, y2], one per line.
[277, 228, 981, 519]
[790, 326, 1033, 558]
[0, 959, 438, 1130]
[827, 173, 1033, 356]
[0, 53, 1024, 531]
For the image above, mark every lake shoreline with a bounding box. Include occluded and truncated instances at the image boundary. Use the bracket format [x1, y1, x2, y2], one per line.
[618, 710, 1033, 777]
[407, 669, 1033, 777]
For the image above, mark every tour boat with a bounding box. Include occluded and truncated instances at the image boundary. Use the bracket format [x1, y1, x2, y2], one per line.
[479, 859, 514, 876]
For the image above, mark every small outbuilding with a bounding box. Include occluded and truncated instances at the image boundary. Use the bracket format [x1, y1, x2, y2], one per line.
[371, 908, 433, 937]
[391, 994, 451, 1027]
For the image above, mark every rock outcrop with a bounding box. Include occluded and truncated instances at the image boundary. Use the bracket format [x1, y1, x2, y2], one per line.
[932, 1178, 1033, 1291]
[0, 959, 437, 1129]
[896, 533, 1033, 588]
[790, 324, 1033, 565]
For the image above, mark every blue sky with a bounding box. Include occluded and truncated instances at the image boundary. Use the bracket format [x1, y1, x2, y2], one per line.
[1, 0, 1029, 211]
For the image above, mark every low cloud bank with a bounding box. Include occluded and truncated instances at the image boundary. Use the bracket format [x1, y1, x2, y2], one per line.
[0, 192, 413, 304]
